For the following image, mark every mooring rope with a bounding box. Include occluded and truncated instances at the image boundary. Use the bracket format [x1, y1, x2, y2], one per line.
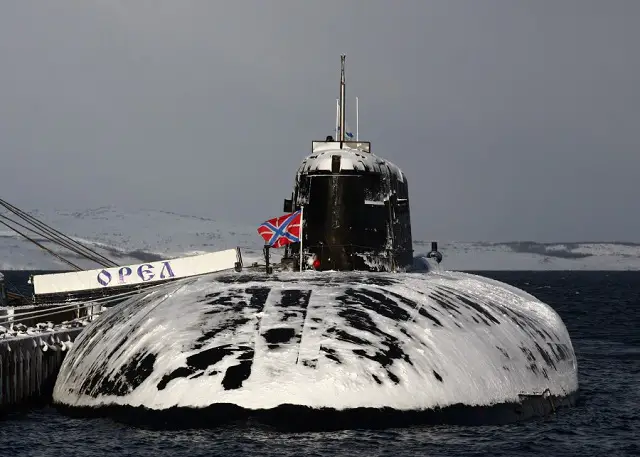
[0, 212, 112, 268]
[0, 198, 119, 266]
[0, 198, 118, 268]
[0, 218, 83, 271]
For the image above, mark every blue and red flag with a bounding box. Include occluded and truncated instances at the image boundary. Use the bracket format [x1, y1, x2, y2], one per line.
[257, 210, 302, 248]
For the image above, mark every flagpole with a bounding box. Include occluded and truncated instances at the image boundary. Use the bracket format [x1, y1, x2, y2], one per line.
[356, 96, 359, 141]
[299, 206, 304, 272]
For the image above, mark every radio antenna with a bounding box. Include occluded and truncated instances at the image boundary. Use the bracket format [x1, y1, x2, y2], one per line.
[335, 98, 339, 139]
[356, 96, 359, 141]
[339, 54, 346, 143]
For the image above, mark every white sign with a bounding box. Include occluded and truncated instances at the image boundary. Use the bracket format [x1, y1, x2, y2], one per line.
[33, 248, 240, 296]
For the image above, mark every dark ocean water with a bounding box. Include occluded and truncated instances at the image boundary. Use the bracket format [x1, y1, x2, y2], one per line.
[1, 270, 639, 456]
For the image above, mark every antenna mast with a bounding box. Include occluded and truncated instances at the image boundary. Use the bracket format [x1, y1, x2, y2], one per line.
[339, 54, 346, 143]
[356, 96, 359, 141]
[335, 98, 339, 139]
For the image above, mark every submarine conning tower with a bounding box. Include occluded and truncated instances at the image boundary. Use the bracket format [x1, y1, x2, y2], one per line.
[286, 55, 413, 272]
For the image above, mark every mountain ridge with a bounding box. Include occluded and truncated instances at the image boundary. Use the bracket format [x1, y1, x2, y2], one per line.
[1, 206, 639, 271]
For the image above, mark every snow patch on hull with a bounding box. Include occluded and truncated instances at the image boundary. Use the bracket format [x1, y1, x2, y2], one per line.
[52, 270, 578, 416]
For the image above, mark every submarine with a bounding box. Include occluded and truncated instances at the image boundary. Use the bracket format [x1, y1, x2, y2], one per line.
[52, 55, 578, 430]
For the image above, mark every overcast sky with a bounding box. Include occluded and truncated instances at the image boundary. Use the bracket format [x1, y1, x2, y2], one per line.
[1, 1, 638, 242]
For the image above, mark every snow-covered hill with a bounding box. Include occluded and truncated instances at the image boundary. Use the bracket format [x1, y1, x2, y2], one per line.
[0, 206, 261, 271]
[1, 206, 640, 271]
[413, 240, 640, 271]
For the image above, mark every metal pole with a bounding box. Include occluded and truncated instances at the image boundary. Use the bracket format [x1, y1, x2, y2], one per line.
[335, 98, 339, 140]
[356, 96, 359, 141]
[264, 245, 271, 274]
[339, 54, 346, 143]
[299, 206, 304, 272]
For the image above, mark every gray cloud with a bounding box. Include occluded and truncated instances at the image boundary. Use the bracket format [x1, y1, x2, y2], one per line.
[1, 0, 638, 242]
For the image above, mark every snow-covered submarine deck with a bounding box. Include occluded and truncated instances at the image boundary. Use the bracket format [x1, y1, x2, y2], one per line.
[52, 267, 578, 428]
